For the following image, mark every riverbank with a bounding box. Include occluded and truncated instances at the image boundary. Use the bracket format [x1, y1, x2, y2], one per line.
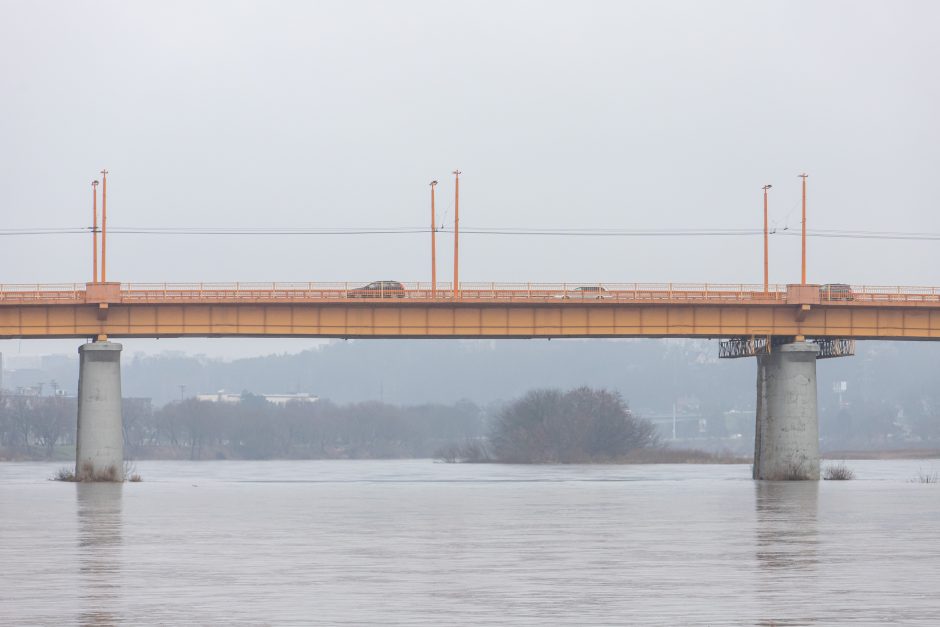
[622, 447, 750, 464]
[822, 448, 940, 460]
[5, 445, 939, 464]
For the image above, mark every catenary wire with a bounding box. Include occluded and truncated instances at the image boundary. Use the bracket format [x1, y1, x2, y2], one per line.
[2, 226, 940, 240]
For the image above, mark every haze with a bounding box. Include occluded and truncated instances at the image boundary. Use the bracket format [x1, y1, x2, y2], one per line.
[2, 0, 938, 358]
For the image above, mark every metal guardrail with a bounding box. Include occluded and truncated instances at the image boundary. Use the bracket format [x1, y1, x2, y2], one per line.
[1, 282, 940, 304]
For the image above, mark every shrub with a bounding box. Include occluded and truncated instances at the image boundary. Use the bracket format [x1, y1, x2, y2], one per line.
[823, 462, 855, 480]
[53, 462, 142, 482]
[910, 470, 939, 484]
[123, 461, 142, 482]
[784, 461, 812, 481]
[52, 467, 77, 482]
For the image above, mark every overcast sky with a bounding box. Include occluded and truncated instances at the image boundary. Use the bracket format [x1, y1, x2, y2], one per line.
[2, 0, 938, 358]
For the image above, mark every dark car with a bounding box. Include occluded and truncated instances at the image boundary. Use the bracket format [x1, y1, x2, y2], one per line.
[348, 281, 406, 298]
[820, 283, 854, 301]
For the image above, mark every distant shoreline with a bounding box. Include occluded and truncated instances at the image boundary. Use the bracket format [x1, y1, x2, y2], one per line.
[3, 447, 940, 464]
[821, 449, 940, 460]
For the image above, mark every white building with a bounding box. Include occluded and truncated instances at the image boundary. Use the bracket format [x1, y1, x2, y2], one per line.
[195, 391, 318, 405]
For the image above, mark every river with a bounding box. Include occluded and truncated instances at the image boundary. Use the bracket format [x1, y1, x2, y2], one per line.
[1, 459, 939, 625]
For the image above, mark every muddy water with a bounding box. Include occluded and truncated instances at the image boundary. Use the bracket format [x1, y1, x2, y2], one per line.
[2, 459, 939, 625]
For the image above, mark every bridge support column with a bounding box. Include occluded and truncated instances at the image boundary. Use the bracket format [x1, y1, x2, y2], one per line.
[753, 341, 820, 480]
[76, 341, 124, 482]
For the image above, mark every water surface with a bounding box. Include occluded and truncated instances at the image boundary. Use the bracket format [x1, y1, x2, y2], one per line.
[2, 460, 938, 625]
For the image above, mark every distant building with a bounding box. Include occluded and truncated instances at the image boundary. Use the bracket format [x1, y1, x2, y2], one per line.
[195, 391, 318, 405]
[261, 393, 319, 406]
[196, 392, 242, 404]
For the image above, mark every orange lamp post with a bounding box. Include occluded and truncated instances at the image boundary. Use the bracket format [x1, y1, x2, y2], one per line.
[100, 169, 109, 282]
[762, 184, 772, 294]
[430, 180, 438, 298]
[91, 180, 99, 283]
[453, 170, 461, 299]
[799, 173, 808, 285]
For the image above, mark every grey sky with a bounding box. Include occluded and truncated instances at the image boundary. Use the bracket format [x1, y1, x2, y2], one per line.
[2, 0, 938, 358]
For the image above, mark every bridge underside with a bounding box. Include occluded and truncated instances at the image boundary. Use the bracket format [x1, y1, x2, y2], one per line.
[2, 302, 940, 339]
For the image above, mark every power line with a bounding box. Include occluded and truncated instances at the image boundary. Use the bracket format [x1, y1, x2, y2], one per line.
[2, 225, 940, 240]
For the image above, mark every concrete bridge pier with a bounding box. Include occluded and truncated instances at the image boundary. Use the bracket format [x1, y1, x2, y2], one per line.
[753, 341, 820, 480]
[76, 341, 124, 482]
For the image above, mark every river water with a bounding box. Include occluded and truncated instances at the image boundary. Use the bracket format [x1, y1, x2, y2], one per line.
[1, 459, 939, 625]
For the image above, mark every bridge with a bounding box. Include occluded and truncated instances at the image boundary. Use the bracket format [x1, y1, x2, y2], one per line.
[3, 281, 940, 339]
[4, 279, 940, 484]
[6, 172, 936, 483]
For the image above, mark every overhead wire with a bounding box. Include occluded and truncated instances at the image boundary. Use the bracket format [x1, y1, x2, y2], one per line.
[2, 225, 940, 240]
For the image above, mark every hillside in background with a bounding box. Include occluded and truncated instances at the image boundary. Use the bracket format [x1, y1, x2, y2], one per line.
[4, 339, 754, 409]
[3, 339, 940, 452]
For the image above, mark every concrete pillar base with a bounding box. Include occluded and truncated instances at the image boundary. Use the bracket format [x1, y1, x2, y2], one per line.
[76, 341, 124, 482]
[754, 341, 820, 480]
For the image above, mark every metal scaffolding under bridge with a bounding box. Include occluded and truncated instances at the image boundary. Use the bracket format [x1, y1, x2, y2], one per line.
[719, 336, 856, 359]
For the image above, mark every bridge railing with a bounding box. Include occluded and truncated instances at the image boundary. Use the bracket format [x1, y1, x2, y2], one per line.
[0, 283, 86, 302]
[840, 285, 940, 302]
[114, 282, 790, 302]
[3, 282, 940, 304]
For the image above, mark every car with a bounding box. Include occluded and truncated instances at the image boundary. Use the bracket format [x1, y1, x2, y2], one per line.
[556, 286, 611, 299]
[820, 283, 854, 301]
[348, 281, 406, 298]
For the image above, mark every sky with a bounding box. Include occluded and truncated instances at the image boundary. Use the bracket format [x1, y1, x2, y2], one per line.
[2, 0, 939, 359]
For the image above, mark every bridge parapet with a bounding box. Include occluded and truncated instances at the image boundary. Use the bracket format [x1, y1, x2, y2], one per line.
[84, 282, 121, 304]
[786, 284, 821, 305]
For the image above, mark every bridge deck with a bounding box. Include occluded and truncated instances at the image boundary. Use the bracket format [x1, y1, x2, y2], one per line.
[2, 282, 940, 340]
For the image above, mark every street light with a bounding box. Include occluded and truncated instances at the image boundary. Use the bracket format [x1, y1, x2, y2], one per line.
[430, 180, 438, 298]
[762, 184, 772, 294]
[799, 173, 808, 285]
[453, 170, 461, 299]
[91, 180, 99, 283]
[100, 169, 109, 282]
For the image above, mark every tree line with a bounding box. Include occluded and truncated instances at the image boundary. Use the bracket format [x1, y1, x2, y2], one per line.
[4, 384, 935, 462]
[0, 394, 485, 461]
[0, 387, 654, 463]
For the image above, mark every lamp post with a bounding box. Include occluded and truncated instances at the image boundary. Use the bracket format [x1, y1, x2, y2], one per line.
[799, 173, 808, 285]
[453, 170, 461, 299]
[763, 184, 772, 294]
[91, 180, 99, 283]
[430, 180, 438, 298]
[100, 169, 109, 282]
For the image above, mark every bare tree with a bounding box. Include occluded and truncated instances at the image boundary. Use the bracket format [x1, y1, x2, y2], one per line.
[31, 397, 74, 458]
[491, 387, 657, 463]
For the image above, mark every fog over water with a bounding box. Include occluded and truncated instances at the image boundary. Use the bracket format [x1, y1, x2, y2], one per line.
[2, 460, 939, 625]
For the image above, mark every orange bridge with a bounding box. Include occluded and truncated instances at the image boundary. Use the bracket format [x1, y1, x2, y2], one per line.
[2, 281, 940, 340]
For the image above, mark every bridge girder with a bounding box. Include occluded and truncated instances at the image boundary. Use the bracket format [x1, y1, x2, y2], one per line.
[1, 301, 939, 340]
